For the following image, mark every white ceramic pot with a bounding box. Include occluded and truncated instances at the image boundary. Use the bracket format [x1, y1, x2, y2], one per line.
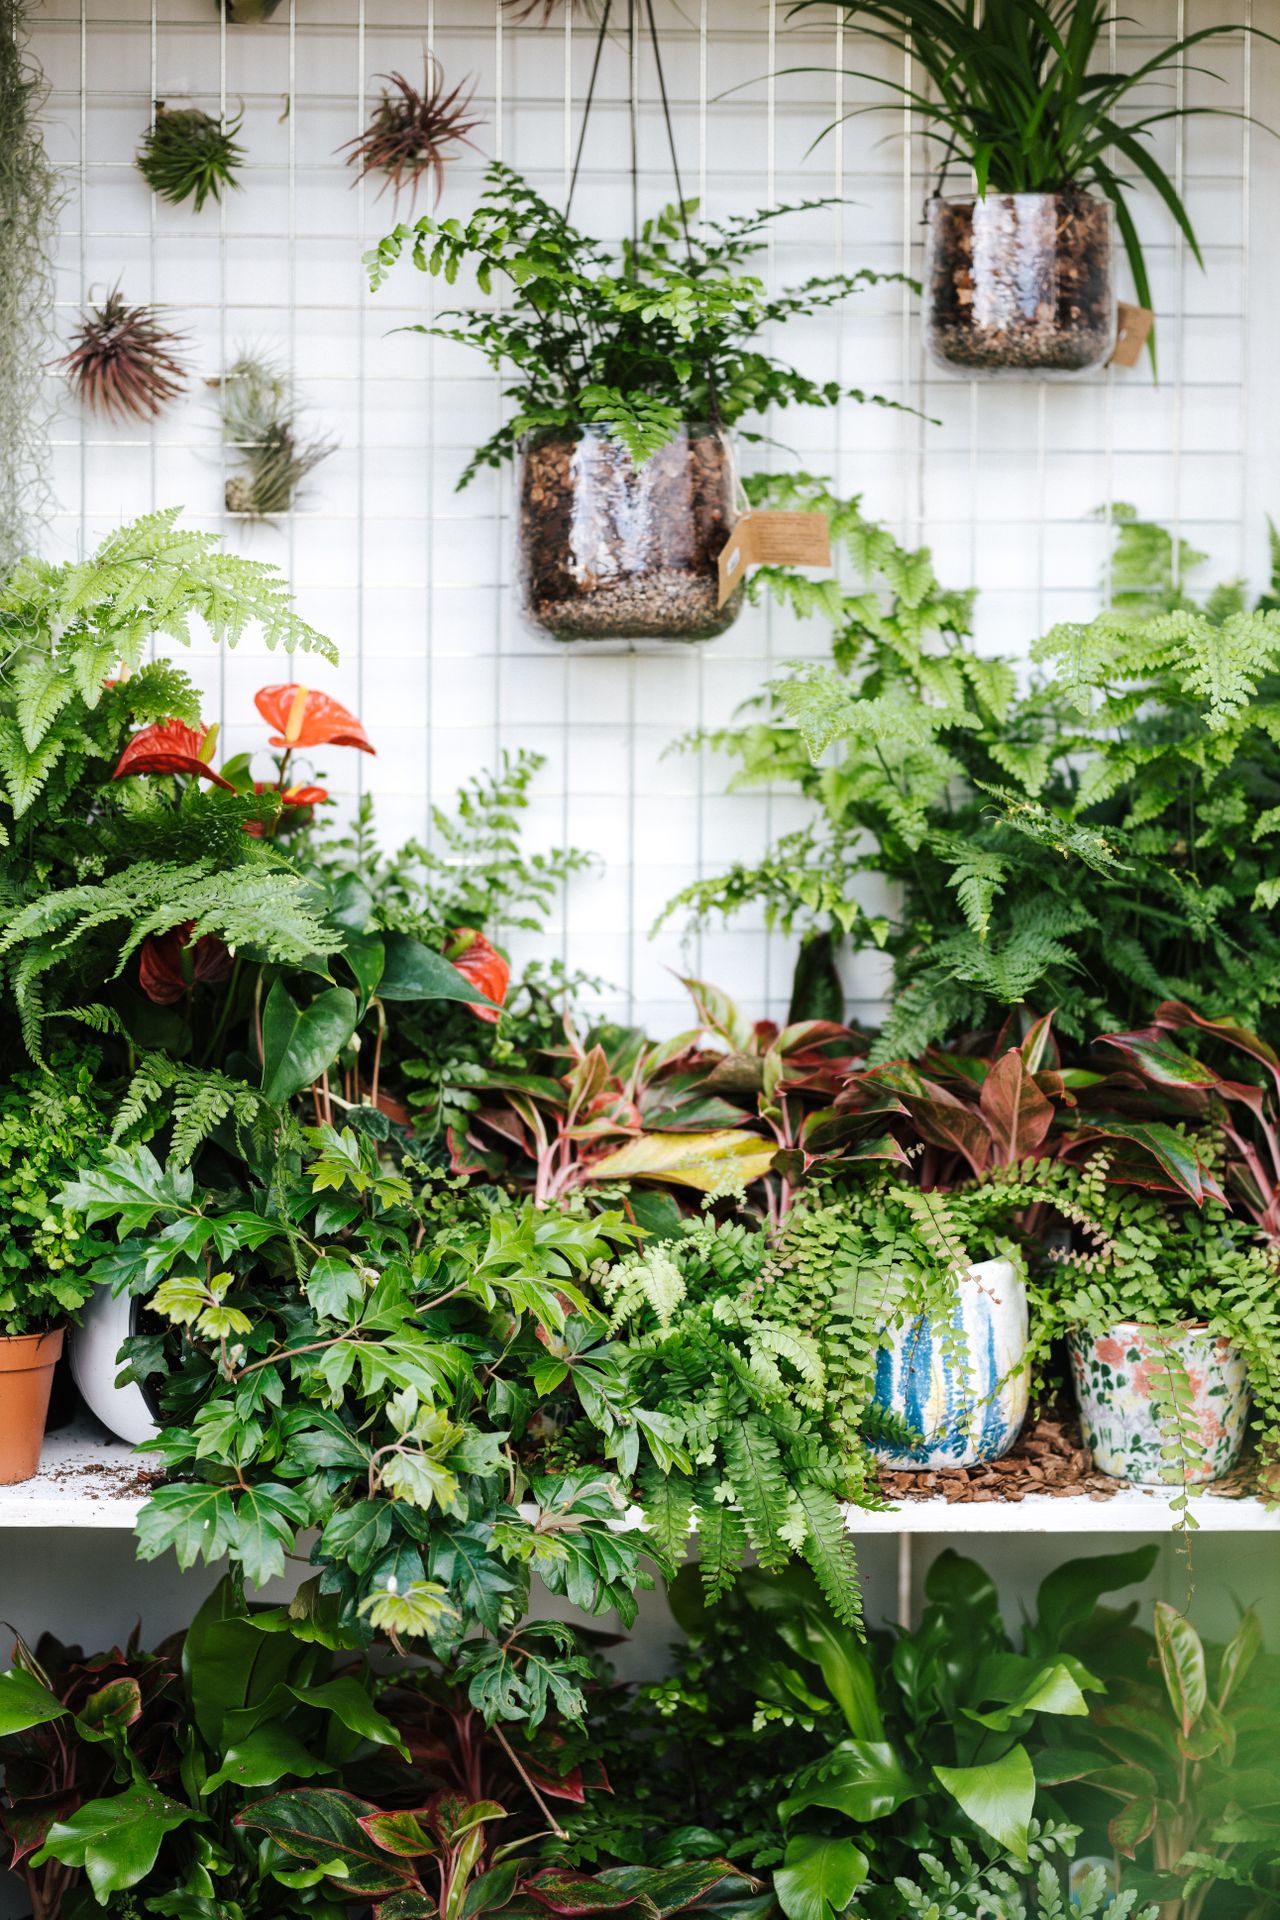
[69, 1286, 159, 1445]
[871, 1256, 1029, 1470]
[1068, 1321, 1250, 1486]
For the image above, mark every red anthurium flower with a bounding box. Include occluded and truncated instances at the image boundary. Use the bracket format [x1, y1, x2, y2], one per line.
[113, 720, 235, 790]
[254, 684, 375, 755]
[138, 922, 233, 1005]
[449, 928, 509, 1024]
[243, 781, 330, 838]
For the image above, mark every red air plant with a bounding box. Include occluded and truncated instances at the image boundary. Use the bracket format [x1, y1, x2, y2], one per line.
[339, 54, 482, 207]
[56, 288, 191, 423]
[448, 928, 509, 1024]
[138, 923, 233, 1005]
[254, 684, 375, 755]
[113, 721, 235, 789]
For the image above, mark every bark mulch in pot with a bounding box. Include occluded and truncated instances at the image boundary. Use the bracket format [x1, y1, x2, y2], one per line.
[873, 1408, 1263, 1505]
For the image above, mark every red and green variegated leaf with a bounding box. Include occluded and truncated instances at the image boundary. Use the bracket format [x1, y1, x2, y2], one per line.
[902, 1095, 991, 1178]
[1063, 1120, 1219, 1205]
[1097, 1028, 1222, 1088]
[594, 1861, 743, 1916]
[233, 1790, 420, 1896]
[377, 1894, 438, 1920]
[520, 1870, 647, 1916]
[1020, 1009, 1059, 1073]
[979, 1049, 1056, 1164]
[357, 1810, 440, 1859]
[1154, 1000, 1280, 1092]
[1155, 1602, 1207, 1737]
[1109, 1796, 1159, 1859]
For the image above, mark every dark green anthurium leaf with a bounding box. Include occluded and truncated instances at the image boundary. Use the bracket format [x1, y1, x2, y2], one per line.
[261, 980, 359, 1105]
[339, 931, 386, 1011]
[933, 1745, 1036, 1861]
[377, 934, 487, 1005]
[1031, 1545, 1158, 1652]
[32, 1782, 197, 1899]
[773, 1834, 868, 1920]
[0, 1667, 67, 1736]
[234, 1789, 420, 1896]
[285, 1676, 409, 1758]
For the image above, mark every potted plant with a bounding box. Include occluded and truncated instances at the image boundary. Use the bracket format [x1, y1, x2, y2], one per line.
[788, 1, 1270, 373]
[366, 163, 907, 642]
[1025, 1156, 1280, 1506]
[0, 1052, 111, 1483]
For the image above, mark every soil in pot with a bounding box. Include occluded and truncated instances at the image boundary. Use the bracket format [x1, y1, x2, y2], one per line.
[1068, 1321, 1250, 1486]
[925, 189, 1116, 375]
[0, 1328, 64, 1484]
[517, 422, 743, 642]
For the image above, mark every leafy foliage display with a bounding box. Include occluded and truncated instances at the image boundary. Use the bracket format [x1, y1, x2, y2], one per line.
[665, 475, 1280, 1057]
[0, 1047, 111, 1334]
[366, 163, 909, 484]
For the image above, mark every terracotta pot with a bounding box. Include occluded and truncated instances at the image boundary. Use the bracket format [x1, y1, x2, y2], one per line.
[0, 1328, 64, 1485]
[1068, 1320, 1250, 1486]
[871, 1255, 1030, 1470]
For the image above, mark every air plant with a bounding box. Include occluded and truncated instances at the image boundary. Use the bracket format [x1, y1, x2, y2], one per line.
[0, 0, 63, 573]
[218, 353, 334, 517]
[56, 288, 190, 423]
[340, 54, 481, 206]
[136, 103, 245, 212]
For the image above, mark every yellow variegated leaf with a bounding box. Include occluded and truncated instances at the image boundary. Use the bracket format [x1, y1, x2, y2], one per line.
[587, 1130, 775, 1191]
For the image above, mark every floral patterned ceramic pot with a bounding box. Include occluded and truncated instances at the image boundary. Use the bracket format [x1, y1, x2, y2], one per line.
[872, 1256, 1029, 1470]
[1068, 1321, 1250, 1485]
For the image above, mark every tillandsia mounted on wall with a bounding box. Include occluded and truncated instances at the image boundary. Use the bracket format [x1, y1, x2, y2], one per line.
[135, 102, 246, 211]
[56, 289, 190, 423]
[217, 352, 335, 516]
[366, 164, 911, 641]
[787, 1, 1277, 373]
[340, 53, 482, 206]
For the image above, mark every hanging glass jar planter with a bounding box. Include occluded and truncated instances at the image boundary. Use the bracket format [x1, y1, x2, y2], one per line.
[517, 422, 743, 644]
[924, 189, 1116, 376]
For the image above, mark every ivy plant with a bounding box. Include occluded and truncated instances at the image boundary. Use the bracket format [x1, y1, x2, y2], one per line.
[365, 162, 910, 483]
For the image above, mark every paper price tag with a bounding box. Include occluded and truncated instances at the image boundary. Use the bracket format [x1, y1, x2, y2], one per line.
[1108, 302, 1155, 368]
[717, 510, 833, 606]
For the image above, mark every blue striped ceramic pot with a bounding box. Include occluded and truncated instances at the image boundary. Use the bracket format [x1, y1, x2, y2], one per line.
[871, 1256, 1030, 1469]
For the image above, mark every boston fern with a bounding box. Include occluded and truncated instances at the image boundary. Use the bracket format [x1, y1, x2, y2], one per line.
[0, 510, 337, 1062]
[666, 474, 1280, 1057]
[366, 161, 909, 484]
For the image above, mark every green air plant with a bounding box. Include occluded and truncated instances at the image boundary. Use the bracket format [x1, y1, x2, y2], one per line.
[787, 0, 1273, 364]
[0, 0, 63, 575]
[218, 353, 335, 517]
[136, 103, 245, 212]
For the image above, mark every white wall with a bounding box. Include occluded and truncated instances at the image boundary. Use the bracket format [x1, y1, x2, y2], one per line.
[2, 0, 1276, 1839]
[31, 0, 1280, 1035]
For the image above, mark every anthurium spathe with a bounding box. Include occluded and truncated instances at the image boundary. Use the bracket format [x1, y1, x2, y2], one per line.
[254, 683, 375, 754]
[448, 928, 509, 1024]
[112, 719, 235, 789]
[137, 923, 233, 1005]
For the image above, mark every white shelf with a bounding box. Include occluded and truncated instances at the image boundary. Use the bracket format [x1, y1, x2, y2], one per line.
[3, 1421, 1277, 1534]
[844, 1486, 1280, 1533]
[1, 1419, 155, 1528]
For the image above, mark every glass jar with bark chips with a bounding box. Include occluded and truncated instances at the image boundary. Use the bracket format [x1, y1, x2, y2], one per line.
[924, 189, 1116, 375]
[516, 422, 743, 643]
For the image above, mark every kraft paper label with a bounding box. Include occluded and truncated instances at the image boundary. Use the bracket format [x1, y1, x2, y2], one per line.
[1108, 302, 1155, 368]
[717, 510, 833, 606]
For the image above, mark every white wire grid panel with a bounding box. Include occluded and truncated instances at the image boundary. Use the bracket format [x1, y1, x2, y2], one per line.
[30, 0, 1280, 1033]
